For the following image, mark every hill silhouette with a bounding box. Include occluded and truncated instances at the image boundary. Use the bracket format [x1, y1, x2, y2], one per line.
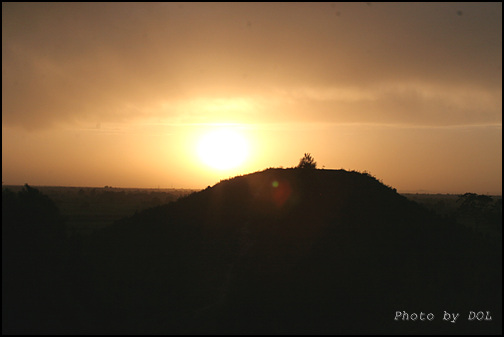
[82, 168, 501, 334]
[6, 169, 499, 334]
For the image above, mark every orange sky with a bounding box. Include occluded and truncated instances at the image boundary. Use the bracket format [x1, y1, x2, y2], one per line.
[2, 2, 502, 194]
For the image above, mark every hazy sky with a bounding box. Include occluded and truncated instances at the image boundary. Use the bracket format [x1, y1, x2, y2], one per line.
[2, 2, 502, 194]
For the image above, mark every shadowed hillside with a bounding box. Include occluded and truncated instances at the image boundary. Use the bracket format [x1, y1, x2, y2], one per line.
[83, 168, 501, 334]
[3, 169, 501, 334]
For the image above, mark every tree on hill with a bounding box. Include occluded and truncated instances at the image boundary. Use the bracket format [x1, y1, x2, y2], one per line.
[297, 153, 317, 169]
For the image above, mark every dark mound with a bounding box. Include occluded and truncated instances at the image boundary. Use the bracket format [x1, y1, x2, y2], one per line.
[85, 168, 501, 334]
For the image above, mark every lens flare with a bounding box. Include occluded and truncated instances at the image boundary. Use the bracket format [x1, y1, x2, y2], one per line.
[272, 180, 292, 207]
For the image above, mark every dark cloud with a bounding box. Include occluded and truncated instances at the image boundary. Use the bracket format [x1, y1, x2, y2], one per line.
[2, 2, 502, 129]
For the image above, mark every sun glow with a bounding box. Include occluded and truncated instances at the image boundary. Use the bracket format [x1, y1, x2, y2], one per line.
[197, 128, 249, 170]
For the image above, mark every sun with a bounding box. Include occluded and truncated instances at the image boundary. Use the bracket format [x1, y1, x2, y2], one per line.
[197, 128, 249, 170]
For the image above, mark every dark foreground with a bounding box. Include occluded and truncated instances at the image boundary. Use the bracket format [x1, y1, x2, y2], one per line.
[2, 169, 502, 334]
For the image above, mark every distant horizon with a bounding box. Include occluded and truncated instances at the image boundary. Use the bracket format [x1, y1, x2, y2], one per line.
[2, 166, 502, 196]
[3, 184, 500, 196]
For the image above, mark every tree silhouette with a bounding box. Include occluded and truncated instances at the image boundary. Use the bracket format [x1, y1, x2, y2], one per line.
[456, 192, 501, 228]
[297, 153, 317, 169]
[2, 184, 79, 334]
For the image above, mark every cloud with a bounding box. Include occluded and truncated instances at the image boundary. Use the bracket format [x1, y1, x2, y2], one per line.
[2, 2, 502, 130]
[261, 81, 502, 127]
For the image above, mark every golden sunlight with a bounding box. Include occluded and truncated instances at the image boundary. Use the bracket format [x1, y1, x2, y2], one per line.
[197, 128, 249, 170]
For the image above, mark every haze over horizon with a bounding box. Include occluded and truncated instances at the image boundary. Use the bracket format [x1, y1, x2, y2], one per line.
[2, 2, 502, 195]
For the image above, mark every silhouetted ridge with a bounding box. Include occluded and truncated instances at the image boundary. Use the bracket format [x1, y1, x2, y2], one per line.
[150, 168, 427, 226]
[84, 168, 501, 334]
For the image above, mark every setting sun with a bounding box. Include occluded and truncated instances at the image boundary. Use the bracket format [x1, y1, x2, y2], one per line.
[197, 128, 249, 171]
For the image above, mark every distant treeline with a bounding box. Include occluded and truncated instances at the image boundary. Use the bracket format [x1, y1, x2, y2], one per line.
[403, 193, 502, 239]
[2, 185, 197, 235]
